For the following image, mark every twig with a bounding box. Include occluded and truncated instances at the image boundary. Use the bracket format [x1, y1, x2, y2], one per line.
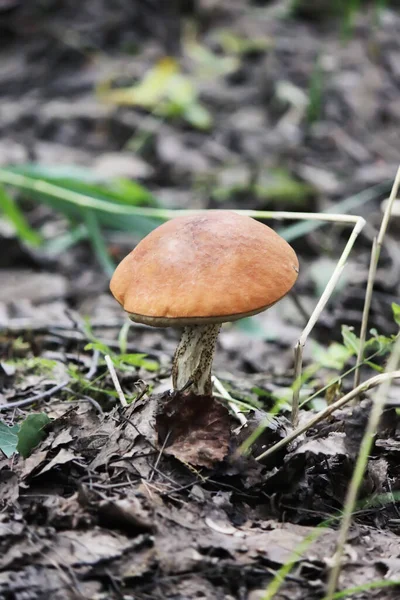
[289, 289, 311, 324]
[291, 217, 366, 426]
[64, 387, 103, 414]
[105, 355, 128, 407]
[150, 463, 179, 487]
[149, 431, 170, 482]
[255, 369, 400, 462]
[354, 165, 400, 390]
[212, 375, 247, 427]
[86, 349, 100, 380]
[352, 236, 378, 391]
[0, 380, 69, 411]
[117, 414, 158, 452]
[0, 168, 371, 224]
[161, 479, 199, 498]
[133, 381, 150, 403]
[325, 333, 400, 599]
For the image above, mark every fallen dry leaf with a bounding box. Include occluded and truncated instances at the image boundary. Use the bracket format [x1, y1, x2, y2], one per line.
[98, 497, 154, 533]
[155, 391, 231, 468]
[36, 448, 79, 476]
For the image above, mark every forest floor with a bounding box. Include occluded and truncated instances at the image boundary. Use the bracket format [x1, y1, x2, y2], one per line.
[1, 1, 400, 599]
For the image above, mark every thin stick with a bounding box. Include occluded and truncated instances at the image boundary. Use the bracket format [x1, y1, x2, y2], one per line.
[105, 355, 128, 407]
[324, 333, 400, 599]
[0, 380, 69, 411]
[64, 387, 103, 414]
[86, 348, 100, 380]
[352, 237, 378, 390]
[291, 217, 366, 426]
[149, 431, 170, 483]
[0, 167, 366, 224]
[353, 166, 400, 390]
[212, 375, 247, 427]
[255, 368, 400, 462]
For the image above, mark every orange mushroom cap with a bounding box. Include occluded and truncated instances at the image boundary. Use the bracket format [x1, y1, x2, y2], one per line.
[110, 211, 299, 327]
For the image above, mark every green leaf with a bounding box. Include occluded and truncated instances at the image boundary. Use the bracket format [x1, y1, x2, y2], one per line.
[365, 331, 394, 354]
[99, 57, 178, 107]
[365, 361, 384, 373]
[341, 325, 360, 355]
[43, 224, 88, 255]
[0, 185, 42, 246]
[84, 341, 113, 355]
[313, 341, 353, 371]
[16, 413, 51, 458]
[392, 303, 400, 327]
[118, 353, 159, 371]
[0, 421, 20, 458]
[99, 58, 211, 131]
[184, 103, 212, 130]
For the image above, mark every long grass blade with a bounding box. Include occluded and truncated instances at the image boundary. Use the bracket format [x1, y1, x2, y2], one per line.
[0, 185, 42, 246]
[83, 209, 115, 276]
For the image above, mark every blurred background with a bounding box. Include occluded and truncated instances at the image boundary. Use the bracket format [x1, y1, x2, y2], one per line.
[1, 0, 399, 400]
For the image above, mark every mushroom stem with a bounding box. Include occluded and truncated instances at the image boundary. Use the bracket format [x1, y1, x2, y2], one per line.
[172, 324, 221, 396]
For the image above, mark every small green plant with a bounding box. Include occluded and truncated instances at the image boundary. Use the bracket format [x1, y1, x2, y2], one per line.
[8, 356, 60, 377]
[0, 413, 51, 459]
[239, 303, 399, 459]
[83, 320, 159, 375]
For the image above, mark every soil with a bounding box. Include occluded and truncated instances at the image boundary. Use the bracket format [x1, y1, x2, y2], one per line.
[1, 1, 400, 599]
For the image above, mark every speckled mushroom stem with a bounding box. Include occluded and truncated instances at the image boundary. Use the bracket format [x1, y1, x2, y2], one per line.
[172, 324, 221, 396]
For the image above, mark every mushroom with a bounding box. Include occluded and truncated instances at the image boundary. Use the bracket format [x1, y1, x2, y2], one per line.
[110, 211, 299, 397]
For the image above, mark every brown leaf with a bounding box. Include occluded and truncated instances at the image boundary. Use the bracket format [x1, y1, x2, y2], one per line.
[45, 529, 138, 566]
[20, 450, 49, 479]
[155, 392, 230, 468]
[36, 448, 79, 476]
[98, 497, 154, 533]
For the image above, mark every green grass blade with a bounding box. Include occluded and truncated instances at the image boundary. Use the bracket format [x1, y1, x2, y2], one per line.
[0, 168, 163, 216]
[42, 224, 88, 255]
[0, 167, 165, 239]
[0, 185, 42, 246]
[261, 518, 334, 600]
[83, 209, 115, 276]
[278, 181, 389, 242]
[340, 0, 361, 41]
[332, 579, 400, 599]
[8, 164, 158, 207]
[306, 58, 324, 125]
